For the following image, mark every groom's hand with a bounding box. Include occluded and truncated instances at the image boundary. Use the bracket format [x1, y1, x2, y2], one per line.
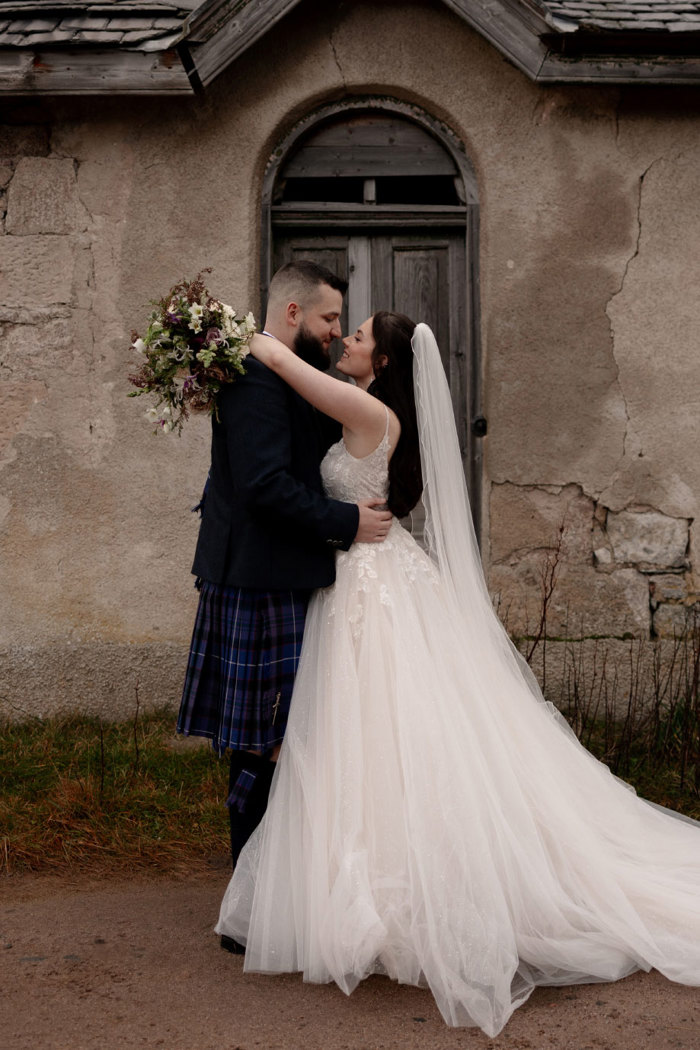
[355, 499, 392, 543]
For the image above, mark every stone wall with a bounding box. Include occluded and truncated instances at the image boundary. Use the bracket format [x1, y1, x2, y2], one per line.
[488, 485, 696, 641]
[1, 0, 700, 720]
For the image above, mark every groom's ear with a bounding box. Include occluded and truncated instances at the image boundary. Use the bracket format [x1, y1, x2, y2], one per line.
[285, 300, 302, 328]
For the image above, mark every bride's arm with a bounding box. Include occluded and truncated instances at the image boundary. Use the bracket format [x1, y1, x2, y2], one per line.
[248, 334, 386, 437]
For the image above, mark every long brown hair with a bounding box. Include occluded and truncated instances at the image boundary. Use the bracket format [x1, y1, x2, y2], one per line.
[367, 311, 423, 519]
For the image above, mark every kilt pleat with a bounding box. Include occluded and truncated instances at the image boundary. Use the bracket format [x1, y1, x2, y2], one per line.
[177, 581, 309, 753]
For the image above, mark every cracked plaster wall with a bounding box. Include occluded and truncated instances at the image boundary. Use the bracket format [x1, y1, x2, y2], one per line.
[1, 0, 699, 719]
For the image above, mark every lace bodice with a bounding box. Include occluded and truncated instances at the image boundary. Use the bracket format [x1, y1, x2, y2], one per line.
[321, 415, 390, 504]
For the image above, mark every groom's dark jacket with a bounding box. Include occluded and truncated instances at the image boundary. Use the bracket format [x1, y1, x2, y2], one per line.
[191, 357, 359, 590]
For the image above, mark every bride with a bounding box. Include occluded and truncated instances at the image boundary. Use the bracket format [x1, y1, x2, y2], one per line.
[216, 313, 700, 1036]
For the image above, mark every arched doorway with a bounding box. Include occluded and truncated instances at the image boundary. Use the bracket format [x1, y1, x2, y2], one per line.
[261, 99, 484, 536]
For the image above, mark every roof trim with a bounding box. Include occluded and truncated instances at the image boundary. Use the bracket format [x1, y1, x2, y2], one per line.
[3, 0, 700, 94]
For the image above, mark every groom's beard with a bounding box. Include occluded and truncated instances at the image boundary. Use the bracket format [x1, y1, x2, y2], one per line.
[294, 323, 332, 372]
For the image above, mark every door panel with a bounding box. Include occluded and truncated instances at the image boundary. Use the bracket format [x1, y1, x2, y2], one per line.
[370, 233, 468, 462]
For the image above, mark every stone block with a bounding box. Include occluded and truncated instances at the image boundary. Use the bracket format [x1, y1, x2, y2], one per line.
[0, 124, 49, 158]
[648, 574, 688, 607]
[653, 603, 700, 638]
[524, 637, 683, 719]
[489, 482, 594, 566]
[5, 157, 84, 235]
[0, 160, 13, 189]
[0, 304, 72, 325]
[0, 381, 47, 455]
[489, 560, 650, 639]
[1, 318, 74, 379]
[0, 235, 74, 306]
[606, 509, 689, 569]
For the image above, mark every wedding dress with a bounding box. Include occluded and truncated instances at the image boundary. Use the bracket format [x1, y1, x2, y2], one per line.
[216, 325, 700, 1037]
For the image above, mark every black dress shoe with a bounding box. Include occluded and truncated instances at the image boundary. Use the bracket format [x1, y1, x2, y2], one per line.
[220, 934, 245, 955]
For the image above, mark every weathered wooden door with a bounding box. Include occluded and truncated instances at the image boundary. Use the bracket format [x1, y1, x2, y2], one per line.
[264, 106, 482, 534]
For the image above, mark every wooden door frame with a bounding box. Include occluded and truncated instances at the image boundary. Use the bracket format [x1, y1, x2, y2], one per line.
[260, 96, 484, 541]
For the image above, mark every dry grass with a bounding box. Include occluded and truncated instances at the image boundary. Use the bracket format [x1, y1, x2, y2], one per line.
[0, 708, 229, 876]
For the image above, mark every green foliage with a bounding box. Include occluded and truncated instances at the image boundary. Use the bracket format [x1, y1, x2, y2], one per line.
[0, 709, 229, 875]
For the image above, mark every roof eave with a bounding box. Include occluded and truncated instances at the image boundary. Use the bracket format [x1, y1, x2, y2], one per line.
[3, 0, 700, 95]
[0, 45, 194, 94]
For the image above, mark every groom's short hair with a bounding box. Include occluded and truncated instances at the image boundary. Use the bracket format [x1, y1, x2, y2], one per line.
[268, 261, 348, 310]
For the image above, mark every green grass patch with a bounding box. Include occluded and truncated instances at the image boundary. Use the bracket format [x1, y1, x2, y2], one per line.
[1, 707, 698, 876]
[0, 708, 229, 875]
[566, 714, 700, 822]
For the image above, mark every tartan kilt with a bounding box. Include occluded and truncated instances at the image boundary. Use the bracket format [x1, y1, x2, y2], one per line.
[177, 581, 309, 754]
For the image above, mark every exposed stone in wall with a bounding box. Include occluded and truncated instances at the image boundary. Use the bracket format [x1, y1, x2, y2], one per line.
[525, 635, 698, 717]
[0, 160, 12, 185]
[489, 483, 696, 640]
[6, 157, 87, 235]
[604, 508, 689, 570]
[649, 573, 687, 605]
[652, 603, 699, 638]
[0, 160, 11, 232]
[0, 235, 75, 306]
[489, 482, 594, 567]
[490, 557, 650, 638]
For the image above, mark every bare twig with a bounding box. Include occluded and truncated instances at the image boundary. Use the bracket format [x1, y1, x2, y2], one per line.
[133, 680, 141, 775]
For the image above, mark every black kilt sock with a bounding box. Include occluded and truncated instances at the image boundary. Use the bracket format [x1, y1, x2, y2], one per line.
[227, 750, 276, 870]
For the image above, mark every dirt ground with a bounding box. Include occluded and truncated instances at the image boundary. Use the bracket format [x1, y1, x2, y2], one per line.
[2, 866, 699, 1050]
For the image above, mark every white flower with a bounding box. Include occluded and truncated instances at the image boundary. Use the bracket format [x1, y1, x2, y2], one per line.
[160, 405, 172, 418]
[145, 406, 160, 422]
[220, 305, 237, 339]
[244, 312, 256, 331]
[188, 302, 204, 333]
[162, 420, 174, 434]
[132, 337, 147, 354]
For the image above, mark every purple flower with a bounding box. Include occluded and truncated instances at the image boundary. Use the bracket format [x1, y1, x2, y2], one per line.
[166, 311, 181, 325]
[205, 327, 224, 345]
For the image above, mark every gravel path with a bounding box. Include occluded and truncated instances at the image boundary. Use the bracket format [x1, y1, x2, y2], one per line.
[2, 869, 699, 1050]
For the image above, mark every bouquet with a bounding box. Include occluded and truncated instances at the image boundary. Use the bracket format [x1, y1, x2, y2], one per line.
[128, 270, 255, 433]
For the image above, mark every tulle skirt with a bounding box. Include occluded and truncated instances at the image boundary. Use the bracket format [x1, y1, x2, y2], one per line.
[216, 521, 700, 1037]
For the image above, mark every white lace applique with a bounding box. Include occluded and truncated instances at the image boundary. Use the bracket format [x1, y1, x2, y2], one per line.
[320, 411, 439, 636]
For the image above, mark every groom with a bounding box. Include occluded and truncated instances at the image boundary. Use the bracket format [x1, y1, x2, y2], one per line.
[178, 260, 390, 912]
